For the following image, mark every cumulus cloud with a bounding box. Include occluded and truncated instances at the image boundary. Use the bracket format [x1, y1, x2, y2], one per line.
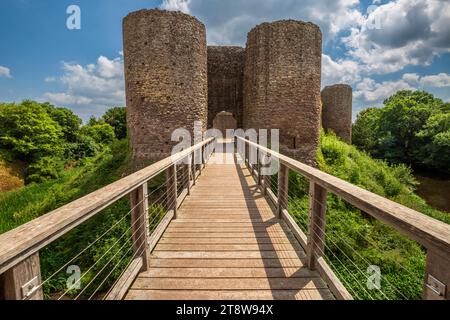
[402, 72, 450, 88]
[322, 54, 361, 87]
[186, 0, 362, 45]
[41, 55, 125, 120]
[160, 0, 191, 14]
[0, 65, 12, 78]
[343, 0, 450, 74]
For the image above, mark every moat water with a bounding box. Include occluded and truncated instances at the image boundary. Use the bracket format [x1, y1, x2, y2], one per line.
[414, 170, 450, 213]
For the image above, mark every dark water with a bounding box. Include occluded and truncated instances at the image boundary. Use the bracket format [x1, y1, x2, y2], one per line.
[414, 171, 450, 213]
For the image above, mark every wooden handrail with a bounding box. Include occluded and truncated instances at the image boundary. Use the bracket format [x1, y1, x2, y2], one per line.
[236, 136, 450, 255]
[0, 138, 215, 275]
[237, 136, 450, 300]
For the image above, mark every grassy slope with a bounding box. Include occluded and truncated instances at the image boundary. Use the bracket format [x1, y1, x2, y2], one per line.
[0, 134, 447, 299]
[0, 140, 132, 297]
[285, 133, 448, 299]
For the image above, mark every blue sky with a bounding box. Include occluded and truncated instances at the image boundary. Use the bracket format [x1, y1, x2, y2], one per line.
[0, 0, 449, 122]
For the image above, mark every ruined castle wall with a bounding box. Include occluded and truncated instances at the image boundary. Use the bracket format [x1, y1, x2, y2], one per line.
[321, 84, 353, 144]
[207, 46, 245, 128]
[123, 9, 208, 167]
[243, 20, 322, 165]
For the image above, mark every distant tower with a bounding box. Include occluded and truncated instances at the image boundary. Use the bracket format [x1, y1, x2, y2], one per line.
[123, 9, 208, 168]
[207, 46, 245, 129]
[244, 20, 322, 165]
[321, 84, 353, 144]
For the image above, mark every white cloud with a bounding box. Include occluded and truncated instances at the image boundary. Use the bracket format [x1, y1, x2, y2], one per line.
[418, 73, 450, 88]
[42, 92, 92, 105]
[343, 0, 450, 74]
[402, 72, 450, 88]
[186, 0, 362, 45]
[160, 0, 191, 14]
[322, 54, 361, 87]
[0, 65, 12, 78]
[354, 77, 414, 103]
[41, 54, 125, 118]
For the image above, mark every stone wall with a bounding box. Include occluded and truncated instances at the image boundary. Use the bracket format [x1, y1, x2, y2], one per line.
[244, 20, 322, 165]
[123, 9, 208, 168]
[321, 84, 353, 144]
[207, 46, 245, 128]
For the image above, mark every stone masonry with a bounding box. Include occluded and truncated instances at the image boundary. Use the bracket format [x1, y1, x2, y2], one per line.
[243, 20, 322, 165]
[123, 9, 208, 167]
[123, 9, 338, 167]
[207, 46, 245, 129]
[321, 84, 353, 144]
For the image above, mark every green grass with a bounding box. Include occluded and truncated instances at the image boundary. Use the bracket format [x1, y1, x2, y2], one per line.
[282, 132, 449, 300]
[0, 133, 448, 299]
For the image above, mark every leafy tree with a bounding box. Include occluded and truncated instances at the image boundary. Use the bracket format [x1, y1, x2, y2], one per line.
[0, 101, 64, 161]
[353, 90, 450, 173]
[40, 102, 82, 142]
[81, 123, 116, 145]
[352, 108, 382, 156]
[102, 107, 127, 139]
[416, 112, 450, 172]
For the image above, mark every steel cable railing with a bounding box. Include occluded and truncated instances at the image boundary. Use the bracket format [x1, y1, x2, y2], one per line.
[236, 137, 430, 300]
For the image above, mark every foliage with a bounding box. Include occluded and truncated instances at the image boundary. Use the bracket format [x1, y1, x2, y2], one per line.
[102, 107, 127, 139]
[0, 140, 133, 298]
[0, 100, 124, 183]
[352, 90, 450, 173]
[81, 123, 116, 145]
[284, 132, 449, 300]
[26, 157, 63, 184]
[41, 103, 82, 143]
[0, 101, 64, 161]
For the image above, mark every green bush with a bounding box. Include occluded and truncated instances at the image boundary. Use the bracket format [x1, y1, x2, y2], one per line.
[26, 157, 63, 184]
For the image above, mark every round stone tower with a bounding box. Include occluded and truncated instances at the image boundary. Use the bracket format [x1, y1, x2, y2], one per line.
[321, 84, 353, 144]
[123, 9, 208, 168]
[243, 20, 322, 165]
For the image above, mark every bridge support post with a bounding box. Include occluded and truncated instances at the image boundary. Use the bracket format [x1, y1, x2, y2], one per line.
[307, 182, 328, 270]
[423, 250, 450, 300]
[186, 162, 192, 196]
[166, 165, 178, 219]
[277, 163, 289, 219]
[0, 252, 43, 300]
[130, 183, 149, 271]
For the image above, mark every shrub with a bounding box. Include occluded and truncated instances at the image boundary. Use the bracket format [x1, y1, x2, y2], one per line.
[26, 157, 63, 184]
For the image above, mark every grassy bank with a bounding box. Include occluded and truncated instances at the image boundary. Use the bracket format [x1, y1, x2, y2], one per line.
[0, 134, 448, 299]
[280, 132, 448, 299]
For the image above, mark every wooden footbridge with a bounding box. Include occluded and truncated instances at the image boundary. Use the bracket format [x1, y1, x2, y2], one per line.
[0, 137, 449, 300]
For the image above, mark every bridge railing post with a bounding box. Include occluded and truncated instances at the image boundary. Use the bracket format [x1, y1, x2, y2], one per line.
[424, 250, 450, 300]
[0, 252, 43, 300]
[277, 162, 289, 219]
[186, 156, 192, 196]
[130, 183, 149, 271]
[307, 181, 328, 270]
[166, 164, 178, 219]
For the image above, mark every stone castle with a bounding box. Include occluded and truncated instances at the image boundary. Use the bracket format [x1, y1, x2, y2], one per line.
[123, 9, 352, 168]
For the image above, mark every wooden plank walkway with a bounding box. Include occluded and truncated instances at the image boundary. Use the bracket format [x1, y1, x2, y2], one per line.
[125, 151, 334, 300]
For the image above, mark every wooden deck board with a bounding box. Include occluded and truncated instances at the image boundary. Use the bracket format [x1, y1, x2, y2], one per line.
[125, 152, 334, 300]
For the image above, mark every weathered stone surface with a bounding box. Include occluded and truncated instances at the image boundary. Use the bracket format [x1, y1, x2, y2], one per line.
[321, 84, 353, 144]
[207, 46, 245, 128]
[213, 111, 238, 137]
[243, 20, 322, 165]
[123, 9, 208, 168]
